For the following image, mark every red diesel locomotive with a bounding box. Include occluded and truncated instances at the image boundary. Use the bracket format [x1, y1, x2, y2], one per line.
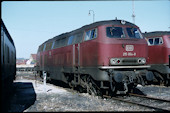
[36, 19, 151, 95]
[143, 31, 170, 86]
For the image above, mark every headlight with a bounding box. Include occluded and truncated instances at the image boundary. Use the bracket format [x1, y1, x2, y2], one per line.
[141, 58, 146, 64]
[110, 58, 116, 64]
[110, 58, 121, 65]
[138, 58, 146, 64]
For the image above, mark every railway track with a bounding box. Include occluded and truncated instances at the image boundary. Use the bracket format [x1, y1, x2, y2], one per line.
[103, 93, 170, 111]
[16, 72, 43, 83]
[16, 72, 170, 111]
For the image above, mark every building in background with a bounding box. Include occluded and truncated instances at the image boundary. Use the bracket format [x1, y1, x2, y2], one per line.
[26, 54, 37, 65]
[16, 58, 28, 65]
[16, 54, 37, 71]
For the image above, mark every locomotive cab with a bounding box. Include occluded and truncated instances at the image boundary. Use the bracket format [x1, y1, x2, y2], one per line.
[98, 25, 148, 66]
[95, 22, 151, 94]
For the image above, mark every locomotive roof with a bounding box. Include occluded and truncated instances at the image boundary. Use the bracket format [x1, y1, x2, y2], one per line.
[143, 31, 170, 38]
[41, 19, 138, 45]
[1, 19, 15, 48]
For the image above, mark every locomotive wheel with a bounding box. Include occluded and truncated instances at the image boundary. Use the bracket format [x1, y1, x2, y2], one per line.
[80, 75, 100, 96]
[165, 74, 170, 86]
[87, 80, 97, 96]
[77, 86, 85, 93]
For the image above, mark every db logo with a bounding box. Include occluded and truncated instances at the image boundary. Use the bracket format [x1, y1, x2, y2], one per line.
[125, 45, 134, 51]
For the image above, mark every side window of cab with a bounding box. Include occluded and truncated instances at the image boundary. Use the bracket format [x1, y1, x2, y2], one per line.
[84, 28, 97, 41]
[147, 37, 163, 46]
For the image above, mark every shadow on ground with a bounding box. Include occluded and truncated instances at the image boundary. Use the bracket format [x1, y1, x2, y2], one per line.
[8, 82, 36, 112]
[132, 87, 146, 96]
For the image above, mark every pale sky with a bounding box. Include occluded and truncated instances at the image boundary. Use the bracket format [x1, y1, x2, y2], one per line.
[2, 1, 170, 58]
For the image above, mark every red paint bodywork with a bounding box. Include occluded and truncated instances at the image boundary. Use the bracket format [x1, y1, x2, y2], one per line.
[97, 25, 148, 66]
[37, 24, 148, 69]
[145, 35, 170, 64]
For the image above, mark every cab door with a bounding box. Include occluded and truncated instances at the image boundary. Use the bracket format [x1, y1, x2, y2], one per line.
[73, 43, 80, 67]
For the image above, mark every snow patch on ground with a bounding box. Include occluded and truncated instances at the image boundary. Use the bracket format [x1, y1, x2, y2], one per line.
[12, 75, 170, 112]
[137, 85, 170, 100]
[14, 79, 69, 95]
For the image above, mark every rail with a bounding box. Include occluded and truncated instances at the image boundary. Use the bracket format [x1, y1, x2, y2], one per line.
[129, 93, 170, 103]
[103, 94, 170, 111]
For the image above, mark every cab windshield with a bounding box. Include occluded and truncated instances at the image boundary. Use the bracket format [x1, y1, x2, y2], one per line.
[126, 28, 143, 39]
[106, 27, 125, 38]
[106, 27, 143, 39]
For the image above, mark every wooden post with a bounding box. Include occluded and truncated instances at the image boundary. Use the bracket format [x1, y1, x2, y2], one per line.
[35, 70, 37, 87]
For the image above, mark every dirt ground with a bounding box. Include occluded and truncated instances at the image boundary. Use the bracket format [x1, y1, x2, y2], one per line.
[8, 73, 170, 112]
